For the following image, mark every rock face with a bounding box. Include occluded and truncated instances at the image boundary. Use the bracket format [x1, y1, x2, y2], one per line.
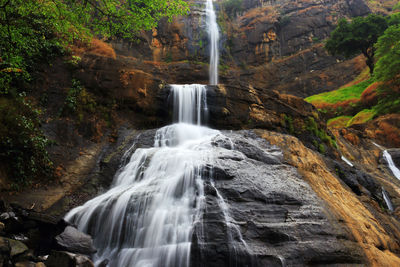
[106, 0, 370, 97]
[190, 130, 365, 266]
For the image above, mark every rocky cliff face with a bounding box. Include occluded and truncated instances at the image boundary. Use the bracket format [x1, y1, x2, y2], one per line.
[2, 0, 400, 266]
[109, 0, 370, 97]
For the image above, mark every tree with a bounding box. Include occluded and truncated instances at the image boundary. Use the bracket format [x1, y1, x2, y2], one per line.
[0, 0, 189, 93]
[325, 14, 388, 74]
[0, 0, 189, 185]
[374, 25, 400, 82]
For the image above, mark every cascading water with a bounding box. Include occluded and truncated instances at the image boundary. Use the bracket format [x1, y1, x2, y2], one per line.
[382, 187, 394, 212]
[65, 84, 219, 267]
[341, 155, 354, 167]
[383, 150, 400, 180]
[206, 0, 220, 85]
[65, 1, 251, 266]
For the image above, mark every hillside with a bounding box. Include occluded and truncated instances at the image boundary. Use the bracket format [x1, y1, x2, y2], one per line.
[1, 1, 400, 267]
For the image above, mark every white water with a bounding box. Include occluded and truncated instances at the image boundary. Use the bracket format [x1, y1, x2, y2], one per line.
[341, 156, 354, 167]
[65, 2, 250, 266]
[382, 187, 394, 212]
[171, 84, 207, 125]
[66, 84, 219, 267]
[206, 0, 220, 85]
[383, 150, 400, 180]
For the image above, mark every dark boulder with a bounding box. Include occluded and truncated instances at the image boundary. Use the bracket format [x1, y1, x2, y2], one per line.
[46, 250, 94, 267]
[55, 226, 96, 255]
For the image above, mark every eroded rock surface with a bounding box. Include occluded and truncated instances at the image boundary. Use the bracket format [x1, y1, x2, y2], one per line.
[191, 130, 365, 266]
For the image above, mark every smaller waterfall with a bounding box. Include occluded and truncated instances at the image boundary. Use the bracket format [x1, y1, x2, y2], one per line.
[341, 156, 354, 167]
[383, 150, 400, 180]
[171, 84, 207, 125]
[205, 0, 220, 85]
[382, 187, 394, 212]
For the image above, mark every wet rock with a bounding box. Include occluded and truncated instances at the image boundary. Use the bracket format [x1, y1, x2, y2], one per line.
[387, 149, 400, 167]
[55, 226, 96, 255]
[8, 238, 29, 257]
[0, 237, 11, 265]
[203, 165, 235, 181]
[191, 131, 364, 266]
[46, 251, 94, 267]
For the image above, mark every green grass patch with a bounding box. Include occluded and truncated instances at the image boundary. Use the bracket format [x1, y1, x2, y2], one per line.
[346, 109, 377, 126]
[327, 116, 353, 128]
[305, 78, 374, 105]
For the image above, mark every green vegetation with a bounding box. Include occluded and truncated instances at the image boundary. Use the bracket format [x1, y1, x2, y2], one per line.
[306, 117, 337, 149]
[0, 0, 188, 93]
[327, 116, 352, 128]
[325, 14, 388, 73]
[346, 109, 377, 126]
[0, 0, 189, 188]
[281, 114, 295, 135]
[0, 95, 53, 188]
[222, 0, 243, 17]
[305, 78, 373, 104]
[374, 24, 400, 82]
[308, 11, 400, 131]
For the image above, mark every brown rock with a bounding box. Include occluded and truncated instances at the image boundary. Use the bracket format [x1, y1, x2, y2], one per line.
[15, 261, 36, 267]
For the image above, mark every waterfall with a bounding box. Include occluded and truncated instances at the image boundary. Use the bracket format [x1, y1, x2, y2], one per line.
[171, 84, 207, 125]
[382, 187, 394, 212]
[65, 84, 218, 267]
[65, 2, 252, 266]
[206, 0, 220, 85]
[383, 150, 400, 180]
[341, 156, 354, 167]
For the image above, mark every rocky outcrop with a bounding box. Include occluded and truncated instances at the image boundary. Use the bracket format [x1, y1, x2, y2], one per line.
[258, 130, 400, 266]
[104, 0, 370, 97]
[191, 130, 365, 266]
[0, 202, 98, 267]
[55, 226, 96, 255]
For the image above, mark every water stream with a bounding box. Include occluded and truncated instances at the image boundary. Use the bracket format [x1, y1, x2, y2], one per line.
[383, 150, 400, 180]
[65, 1, 249, 266]
[206, 0, 220, 85]
[382, 187, 394, 212]
[65, 84, 219, 267]
[341, 156, 354, 167]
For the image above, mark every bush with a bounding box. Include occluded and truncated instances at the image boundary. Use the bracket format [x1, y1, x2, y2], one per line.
[0, 95, 53, 187]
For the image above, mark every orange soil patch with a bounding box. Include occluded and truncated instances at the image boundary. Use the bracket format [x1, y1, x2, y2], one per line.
[361, 82, 381, 106]
[327, 116, 352, 129]
[88, 39, 116, 59]
[68, 38, 116, 59]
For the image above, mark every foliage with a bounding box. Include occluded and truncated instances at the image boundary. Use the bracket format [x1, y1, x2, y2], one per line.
[305, 78, 373, 105]
[0, 0, 188, 187]
[306, 117, 337, 149]
[223, 0, 243, 17]
[0, 0, 188, 90]
[325, 14, 388, 73]
[327, 116, 353, 128]
[346, 109, 377, 126]
[374, 25, 400, 82]
[0, 95, 53, 187]
[281, 114, 294, 134]
[372, 90, 400, 115]
[394, 2, 400, 11]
